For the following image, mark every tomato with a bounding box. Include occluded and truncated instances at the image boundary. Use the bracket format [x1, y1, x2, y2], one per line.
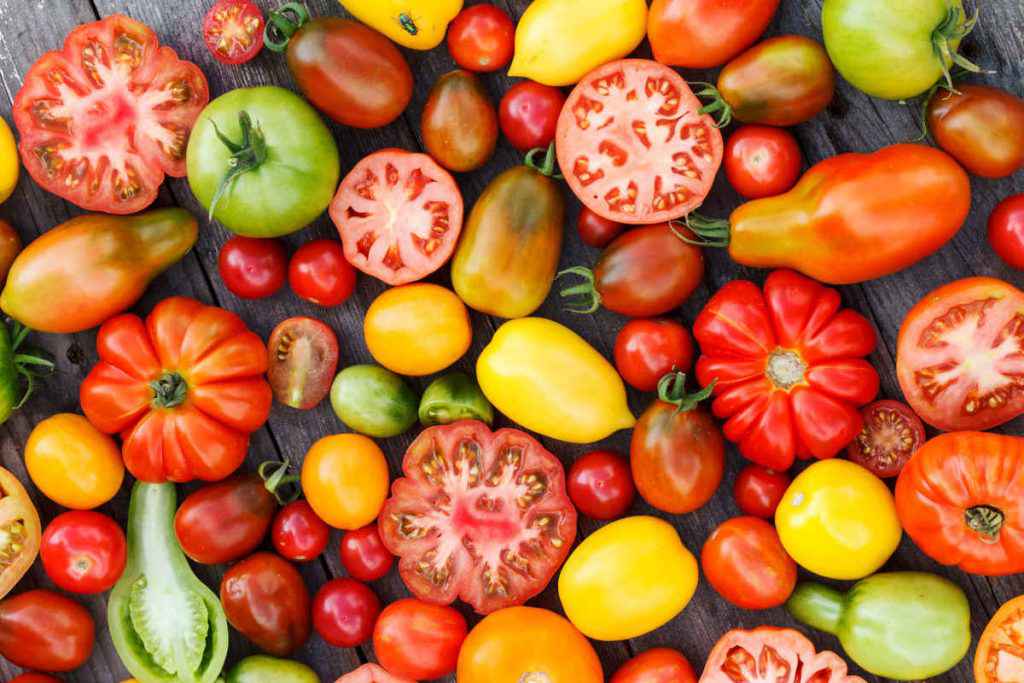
[0, 467, 40, 601]
[557, 59, 723, 224]
[612, 648, 697, 683]
[25, 413, 124, 509]
[422, 70, 498, 172]
[218, 236, 287, 299]
[331, 150, 463, 285]
[379, 421, 576, 614]
[220, 552, 311, 656]
[40, 511, 126, 595]
[649, 0, 780, 68]
[225, 655, 318, 683]
[0, 220, 20, 282]
[701, 516, 796, 610]
[0, 118, 19, 205]
[499, 81, 566, 152]
[567, 450, 635, 521]
[364, 284, 471, 376]
[989, 194, 1024, 269]
[9, 676, 62, 683]
[288, 239, 356, 307]
[373, 599, 467, 680]
[339, 0, 462, 51]
[928, 84, 1024, 178]
[12, 15, 209, 214]
[80, 297, 272, 483]
[976, 594, 1024, 682]
[418, 372, 494, 427]
[846, 400, 924, 478]
[174, 473, 279, 565]
[336, 664, 413, 683]
[457, 606, 603, 683]
[0, 589, 94, 672]
[776, 459, 901, 580]
[694, 269, 879, 470]
[340, 524, 394, 582]
[272, 501, 329, 562]
[203, 0, 263, 65]
[329, 365, 418, 438]
[301, 434, 389, 530]
[267, 317, 339, 411]
[733, 465, 789, 519]
[447, 5, 515, 72]
[577, 207, 624, 249]
[724, 125, 802, 199]
[614, 318, 694, 392]
[701, 627, 865, 683]
[312, 578, 379, 648]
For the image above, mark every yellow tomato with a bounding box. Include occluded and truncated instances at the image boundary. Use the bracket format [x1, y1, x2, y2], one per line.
[776, 459, 902, 580]
[558, 516, 697, 640]
[25, 413, 124, 509]
[339, 0, 462, 50]
[509, 0, 648, 86]
[477, 317, 634, 443]
[364, 283, 471, 377]
[0, 117, 18, 205]
[301, 433, 389, 530]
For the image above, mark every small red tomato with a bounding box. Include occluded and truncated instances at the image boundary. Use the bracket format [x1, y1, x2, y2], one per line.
[202, 0, 264, 65]
[273, 500, 330, 562]
[40, 511, 126, 594]
[701, 516, 797, 610]
[847, 399, 925, 478]
[989, 194, 1024, 270]
[373, 598, 467, 680]
[614, 319, 695, 392]
[289, 239, 356, 307]
[340, 523, 394, 582]
[567, 450, 635, 521]
[732, 465, 790, 519]
[218, 236, 287, 299]
[446, 4, 515, 73]
[611, 647, 697, 683]
[312, 578, 381, 648]
[9, 674, 63, 683]
[577, 207, 625, 249]
[0, 589, 95, 672]
[724, 124, 803, 199]
[499, 81, 567, 152]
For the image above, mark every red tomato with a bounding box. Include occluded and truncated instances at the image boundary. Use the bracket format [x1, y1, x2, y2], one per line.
[927, 84, 1024, 179]
[335, 664, 414, 683]
[988, 194, 1024, 270]
[615, 319, 695, 392]
[556, 59, 723, 224]
[612, 648, 697, 683]
[724, 125, 802, 199]
[12, 15, 209, 214]
[288, 239, 356, 307]
[340, 523, 394, 582]
[567, 450, 635, 521]
[896, 277, 1024, 431]
[701, 517, 797, 610]
[267, 317, 340, 411]
[203, 0, 264, 65]
[499, 81, 566, 152]
[373, 598, 467, 680]
[273, 500, 330, 562]
[702, 627, 864, 683]
[733, 465, 789, 519]
[648, 0, 781, 68]
[220, 552, 311, 656]
[379, 421, 576, 614]
[218, 236, 287, 299]
[330, 150, 464, 285]
[577, 208, 625, 249]
[312, 578, 380, 648]
[0, 589, 94, 672]
[846, 400, 924, 478]
[9, 675, 62, 683]
[174, 473, 278, 565]
[447, 5, 515, 73]
[40, 511, 126, 595]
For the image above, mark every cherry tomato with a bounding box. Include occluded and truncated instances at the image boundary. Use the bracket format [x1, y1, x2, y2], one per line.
[174, 473, 279, 565]
[9, 675, 62, 683]
[272, 501, 330, 562]
[577, 208, 625, 249]
[988, 194, 1024, 270]
[340, 524, 394, 582]
[499, 81, 566, 152]
[732, 465, 790, 519]
[724, 125, 803, 199]
[447, 5, 515, 73]
[611, 648, 697, 683]
[288, 239, 356, 307]
[312, 578, 380, 648]
[373, 598, 467, 680]
[203, 0, 264, 65]
[218, 236, 287, 299]
[0, 589, 94, 672]
[846, 399, 925, 478]
[567, 450, 635, 521]
[614, 319, 695, 392]
[40, 511, 126, 595]
[701, 516, 797, 610]
[220, 552, 311, 657]
[267, 317, 339, 411]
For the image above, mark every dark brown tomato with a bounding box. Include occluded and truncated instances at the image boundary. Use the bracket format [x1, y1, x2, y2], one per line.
[267, 317, 340, 410]
[220, 552, 311, 656]
[174, 474, 279, 565]
[846, 400, 925, 478]
[927, 84, 1024, 179]
[422, 70, 498, 173]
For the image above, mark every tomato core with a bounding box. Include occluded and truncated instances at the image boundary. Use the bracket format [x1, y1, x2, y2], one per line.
[0, 521, 26, 568]
[766, 349, 806, 390]
[150, 371, 187, 409]
[966, 504, 1005, 543]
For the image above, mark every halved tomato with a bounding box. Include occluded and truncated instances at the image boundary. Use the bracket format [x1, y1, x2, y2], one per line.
[976, 594, 1024, 683]
[700, 627, 866, 683]
[0, 466, 41, 600]
[379, 420, 576, 615]
[12, 15, 209, 214]
[896, 277, 1024, 431]
[846, 400, 924, 478]
[556, 58, 723, 225]
[330, 149, 464, 285]
[267, 317, 339, 410]
[203, 0, 264, 65]
[335, 664, 413, 683]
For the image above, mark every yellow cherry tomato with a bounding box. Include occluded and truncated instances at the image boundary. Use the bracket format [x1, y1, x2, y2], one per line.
[339, 0, 462, 50]
[509, 0, 648, 86]
[301, 433, 389, 530]
[0, 117, 18, 205]
[364, 283, 471, 377]
[558, 516, 697, 640]
[776, 459, 902, 580]
[477, 317, 635, 443]
[25, 413, 124, 509]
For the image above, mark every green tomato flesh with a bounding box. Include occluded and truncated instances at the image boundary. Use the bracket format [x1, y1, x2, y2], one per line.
[330, 364, 419, 438]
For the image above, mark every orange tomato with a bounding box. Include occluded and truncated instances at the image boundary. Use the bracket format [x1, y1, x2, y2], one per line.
[301, 434, 389, 530]
[976, 594, 1024, 682]
[25, 413, 124, 509]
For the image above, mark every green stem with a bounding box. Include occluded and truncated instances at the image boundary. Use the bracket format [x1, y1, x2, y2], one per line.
[786, 582, 844, 635]
[207, 112, 269, 222]
[258, 461, 302, 505]
[556, 266, 601, 314]
[671, 214, 731, 248]
[657, 371, 714, 413]
[965, 504, 1004, 543]
[264, 2, 310, 52]
[525, 143, 563, 179]
[150, 372, 188, 409]
[692, 81, 733, 128]
[931, 4, 983, 92]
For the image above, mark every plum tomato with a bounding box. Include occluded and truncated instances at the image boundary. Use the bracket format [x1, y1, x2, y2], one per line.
[373, 598, 467, 680]
[577, 207, 625, 249]
[174, 473, 279, 565]
[988, 194, 1024, 270]
[220, 552, 311, 656]
[499, 81, 566, 152]
[724, 125, 802, 199]
[567, 450, 635, 521]
[421, 70, 498, 173]
[614, 318, 695, 392]
[272, 500, 330, 562]
[447, 5, 515, 73]
[267, 317, 339, 410]
[340, 523, 395, 582]
[379, 420, 577, 614]
[733, 465, 790, 519]
[0, 589, 95, 672]
[312, 578, 380, 648]
[203, 0, 264, 65]
[40, 511, 126, 594]
[927, 84, 1024, 179]
[218, 236, 287, 299]
[611, 647, 697, 683]
[701, 516, 797, 610]
[288, 239, 356, 307]
[846, 400, 925, 478]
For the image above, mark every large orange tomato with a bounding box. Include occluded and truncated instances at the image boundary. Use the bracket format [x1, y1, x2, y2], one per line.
[976, 594, 1024, 682]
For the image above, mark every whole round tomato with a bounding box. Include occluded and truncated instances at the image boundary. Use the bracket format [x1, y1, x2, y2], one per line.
[611, 648, 697, 683]
[267, 317, 339, 411]
[25, 413, 124, 509]
[40, 511, 126, 595]
[0, 119, 16, 206]
[577, 207, 625, 249]
[614, 319, 695, 392]
[225, 655, 318, 683]
[272, 501, 329, 562]
[733, 465, 790, 519]
[288, 239, 356, 307]
[989, 194, 1024, 270]
[336, 664, 412, 683]
[203, 0, 264, 65]
[928, 85, 1024, 178]
[301, 434, 389, 530]
[220, 552, 311, 656]
[567, 450, 635, 521]
[702, 627, 863, 683]
[649, 0, 780, 68]
[174, 473, 279, 565]
[976, 594, 1024, 682]
[846, 400, 924, 478]
[330, 364, 419, 438]
[701, 516, 797, 610]
[498, 81, 566, 152]
[219, 236, 287, 299]
[9, 675, 62, 683]
[725, 125, 802, 199]
[0, 589, 94, 672]
[373, 598, 467, 680]
[340, 524, 394, 582]
[0, 466, 40, 601]
[422, 70, 498, 173]
[312, 578, 380, 648]
[447, 5, 515, 72]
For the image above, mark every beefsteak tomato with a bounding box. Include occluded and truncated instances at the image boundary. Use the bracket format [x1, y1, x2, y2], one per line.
[700, 627, 866, 683]
[0, 466, 40, 601]
[649, 0, 780, 69]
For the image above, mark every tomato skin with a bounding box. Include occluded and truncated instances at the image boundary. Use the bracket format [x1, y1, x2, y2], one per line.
[9, 675, 62, 683]
[928, 85, 1024, 178]
[40, 511, 126, 595]
[267, 317, 340, 411]
[218, 236, 287, 299]
[577, 208, 625, 249]
[0, 119, 16, 206]
[288, 239, 356, 307]
[614, 319, 694, 392]
[373, 599, 467, 680]
[312, 578, 380, 648]
[174, 474, 277, 565]
[725, 125, 802, 199]
[338, 0, 462, 51]
[976, 594, 1024, 682]
[340, 524, 394, 582]
[421, 70, 498, 172]
[567, 450, 635, 521]
[988, 194, 1024, 270]
[846, 400, 924, 478]
[203, 0, 264, 65]
[447, 5, 515, 72]
[498, 81, 566, 152]
[701, 627, 865, 683]
[301, 434, 389, 531]
[649, 0, 779, 68]
[272, 501, 329, 562]
[0, 467, 40, 601]
[220, 552, 311, 656]
[0, 589, 95, 672]
[335, 664, 413, 683]
[0, 220, 20, 282]
[733, 465, 789, 519]
[25, 414, 124, 510]
[611, 648, 697, 683]
[701, 517, 796, 610]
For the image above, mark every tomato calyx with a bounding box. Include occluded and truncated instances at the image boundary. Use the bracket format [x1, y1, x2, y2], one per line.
[257, 460, 302, 506]
[766, 348, 808, 391]
[3, 320, 55, 415]
[519, 673, 553, 683]
[262, 2, 310, 52]
[931, 5, 983, 92]
[208, 111, 269, 221]
[659, 371, 714, 414]
[966, 504, 1005, 544]
[692, 82, 734, 128]
[557, 266, 602, 314]
[524, 143, 563, 179]
[673, 214, 730, 248]
[149, 371, 187, 409]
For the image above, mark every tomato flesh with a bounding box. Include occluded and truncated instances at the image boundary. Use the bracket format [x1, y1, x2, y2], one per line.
[203, 0, 264, 65]
[267, 317, 339, 410]
[846, 400, 924, 478]
[0, 468, 41, 600]
[702, 627, 865, 683]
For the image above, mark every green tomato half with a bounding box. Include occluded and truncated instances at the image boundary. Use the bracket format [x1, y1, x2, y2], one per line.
[330, 364, 419, 438]
[225, 655, 319, 683]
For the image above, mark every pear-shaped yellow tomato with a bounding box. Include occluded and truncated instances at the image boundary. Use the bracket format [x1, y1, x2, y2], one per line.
[477, 318, 635, 443]
[0, 117, 18, 205]
[339, 0, 462, 50]
[776, 459, 901, 580]
[559, 516, 697, 640]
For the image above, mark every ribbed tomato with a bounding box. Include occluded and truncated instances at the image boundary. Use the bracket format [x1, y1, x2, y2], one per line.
[701, 627, 865, 683]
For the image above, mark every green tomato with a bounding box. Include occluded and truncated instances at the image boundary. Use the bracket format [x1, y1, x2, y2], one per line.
[186, 86, 340, 237]
[786, 571, 971, 679]
[225, 655, 319, 683]
[419, 372, 494, 426]
[330, 364, 418, 437]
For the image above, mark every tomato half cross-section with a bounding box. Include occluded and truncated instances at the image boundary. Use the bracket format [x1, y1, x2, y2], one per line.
[976, 594, 1024, 683]
[700, 627, 866, 683]
[379, 420, 576, 615]
[0, 466, 41, 601]
[556, 59, 723, 225]
[12, 15, 209, 214]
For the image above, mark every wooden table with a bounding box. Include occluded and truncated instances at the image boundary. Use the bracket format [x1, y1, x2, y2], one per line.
[0, 1, 1021, 681]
